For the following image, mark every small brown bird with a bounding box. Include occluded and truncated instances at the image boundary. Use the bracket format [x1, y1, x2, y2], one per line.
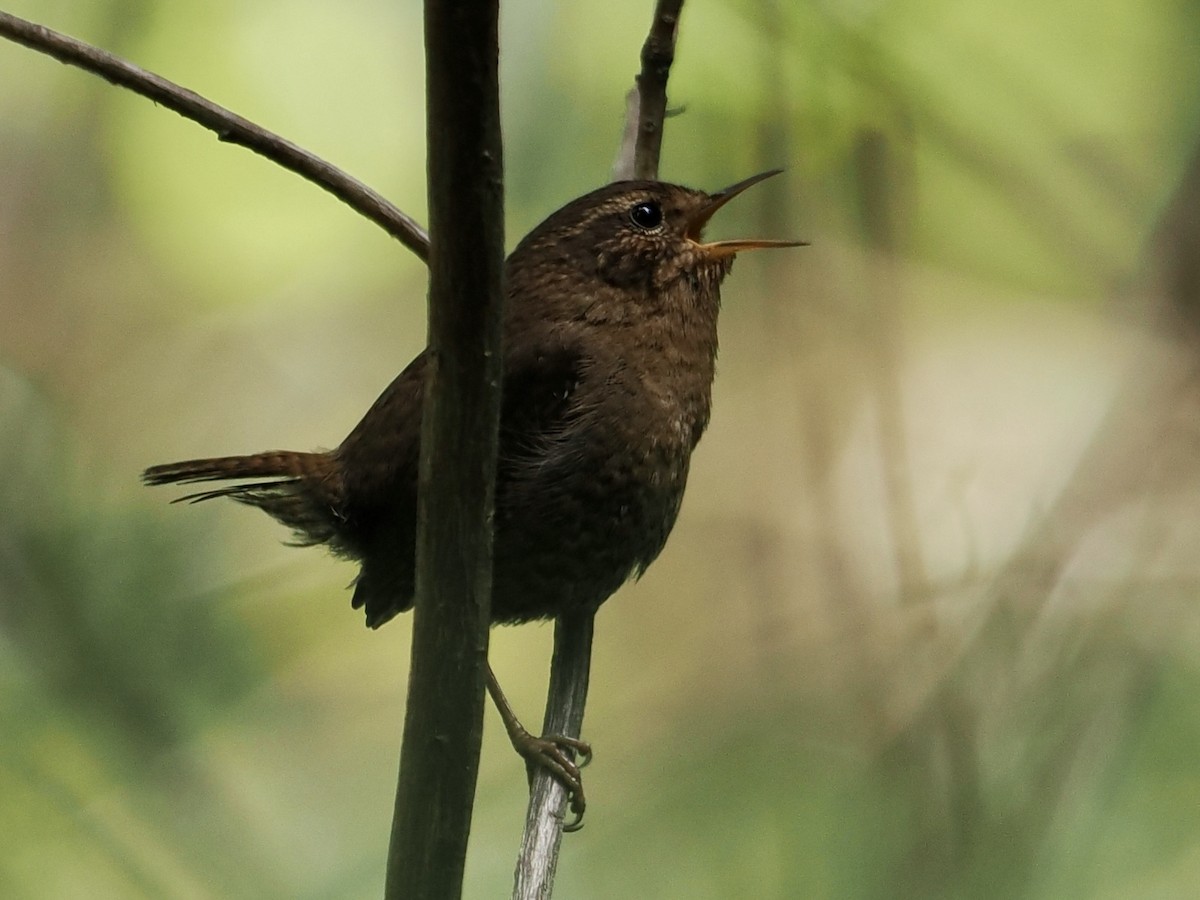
[144, 170, 801, 826]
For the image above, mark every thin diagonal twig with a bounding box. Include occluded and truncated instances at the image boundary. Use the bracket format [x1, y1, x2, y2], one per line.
[0, 11, 430, 262]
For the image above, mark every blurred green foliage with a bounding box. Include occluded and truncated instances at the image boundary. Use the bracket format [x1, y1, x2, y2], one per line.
[2, 0, 1200, 897]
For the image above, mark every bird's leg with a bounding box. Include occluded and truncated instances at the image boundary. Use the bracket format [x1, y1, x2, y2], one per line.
[486, 662, 592, 831]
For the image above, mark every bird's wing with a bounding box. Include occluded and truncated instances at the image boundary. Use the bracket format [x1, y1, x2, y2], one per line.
[498, 334, 589, 478]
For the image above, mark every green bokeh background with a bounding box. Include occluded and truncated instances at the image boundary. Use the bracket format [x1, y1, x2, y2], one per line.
[2, 0, 1200, 897]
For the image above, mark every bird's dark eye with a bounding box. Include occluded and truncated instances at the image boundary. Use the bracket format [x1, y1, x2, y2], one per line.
[629, 200, 663, 230]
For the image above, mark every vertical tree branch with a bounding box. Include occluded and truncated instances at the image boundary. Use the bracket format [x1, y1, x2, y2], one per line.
[512, 5, 686, 896]
[386, 0, 504, 897]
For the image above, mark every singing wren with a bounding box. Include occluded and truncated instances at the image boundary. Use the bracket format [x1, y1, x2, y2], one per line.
[145, 169, 801, 826]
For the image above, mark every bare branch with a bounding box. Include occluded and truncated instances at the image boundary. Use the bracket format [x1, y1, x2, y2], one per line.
[611, 87, 641, 181]
[514, 4, 687, 893]
[512, 615, 594, 900]
[384, 0, 504, 895]
[632, 0, 684, 180]
[0, 11, 430, 262]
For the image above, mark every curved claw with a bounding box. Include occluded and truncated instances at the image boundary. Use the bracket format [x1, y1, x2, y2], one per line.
[512, 731, 592, 831]
[562, 790, 586, 833]
[573, 739, 593, 770]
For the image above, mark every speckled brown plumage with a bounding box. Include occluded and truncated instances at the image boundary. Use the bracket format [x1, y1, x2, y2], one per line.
[144, 173, 800, 628]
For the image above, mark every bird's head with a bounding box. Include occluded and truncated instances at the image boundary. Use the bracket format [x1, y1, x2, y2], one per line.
[509, 170, 804, 301]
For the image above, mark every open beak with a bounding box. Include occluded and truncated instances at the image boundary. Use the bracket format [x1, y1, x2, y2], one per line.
[684, 169, 807, 259]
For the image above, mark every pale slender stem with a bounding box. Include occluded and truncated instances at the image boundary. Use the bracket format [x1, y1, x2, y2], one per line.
[512, 614, 594, 900]
[511, 1, 687, 889]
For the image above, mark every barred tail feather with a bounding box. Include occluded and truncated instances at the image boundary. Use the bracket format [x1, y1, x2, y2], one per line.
[143, 451, 323, 486]
[143, 451, 344, 550]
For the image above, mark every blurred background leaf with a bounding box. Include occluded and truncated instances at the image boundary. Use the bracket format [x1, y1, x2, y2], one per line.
[2, 0, 1199, 897]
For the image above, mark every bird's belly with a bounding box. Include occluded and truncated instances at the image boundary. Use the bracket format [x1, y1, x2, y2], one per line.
[489, 435, 691, 624]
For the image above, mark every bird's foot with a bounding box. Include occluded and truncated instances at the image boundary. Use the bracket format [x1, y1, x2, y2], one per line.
[486, 663, 592, 831]
[511, 729, 592, 832]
